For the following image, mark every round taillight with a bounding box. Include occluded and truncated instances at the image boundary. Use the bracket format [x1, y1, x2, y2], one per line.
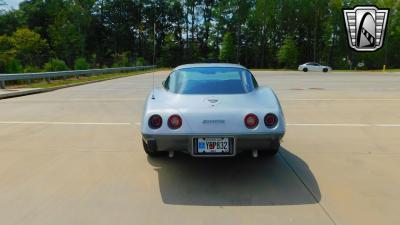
[148, 114, 162, 129]
[168, 114, 182, 129]
[244, 113, 259, 129]
[264, 113, 278, 128]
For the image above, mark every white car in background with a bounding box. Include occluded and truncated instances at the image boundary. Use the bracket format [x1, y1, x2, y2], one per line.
[298, 62, 332, 72]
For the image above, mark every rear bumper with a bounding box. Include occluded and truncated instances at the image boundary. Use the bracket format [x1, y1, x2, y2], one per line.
[142, 133, 284, 156]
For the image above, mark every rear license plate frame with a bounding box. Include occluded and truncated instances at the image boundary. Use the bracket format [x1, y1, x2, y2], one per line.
[192, 137, 235, 156]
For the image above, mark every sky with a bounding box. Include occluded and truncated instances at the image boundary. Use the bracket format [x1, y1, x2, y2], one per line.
[2, 0, 22, 9]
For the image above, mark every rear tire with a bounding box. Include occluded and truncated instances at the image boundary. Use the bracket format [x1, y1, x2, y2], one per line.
[323, 68, 328, 72]
[303, 68, 308, 72]
[142, 140, 164, 157]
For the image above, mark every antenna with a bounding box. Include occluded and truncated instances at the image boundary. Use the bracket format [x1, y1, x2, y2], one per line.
[151, 22, 156, 100]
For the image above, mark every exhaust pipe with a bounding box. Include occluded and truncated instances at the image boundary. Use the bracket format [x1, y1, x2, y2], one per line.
[252, 149, 258, 158]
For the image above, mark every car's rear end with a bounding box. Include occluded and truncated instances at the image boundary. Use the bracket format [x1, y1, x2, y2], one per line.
[141, 64, 285, 157]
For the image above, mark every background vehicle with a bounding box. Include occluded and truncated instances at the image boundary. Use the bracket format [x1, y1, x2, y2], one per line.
[298, 62, 332, 72]
[141, 64, 286, 158]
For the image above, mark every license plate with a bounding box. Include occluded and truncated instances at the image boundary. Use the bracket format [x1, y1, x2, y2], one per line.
[195, 137, 231, 154]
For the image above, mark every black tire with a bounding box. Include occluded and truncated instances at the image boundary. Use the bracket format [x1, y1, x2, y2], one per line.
[259, 139, 280, 157]
[142, 140, 164, 157]
[323, 68, 328, 73]
[303, 68, 308, 72]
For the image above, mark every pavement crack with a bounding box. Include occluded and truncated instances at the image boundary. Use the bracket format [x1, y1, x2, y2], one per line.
[279, 151, 338, 225]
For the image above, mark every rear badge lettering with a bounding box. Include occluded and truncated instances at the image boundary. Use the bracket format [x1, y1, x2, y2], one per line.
[202, 120, 225, 124]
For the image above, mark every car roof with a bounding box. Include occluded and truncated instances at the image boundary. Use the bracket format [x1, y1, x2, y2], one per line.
[173, 63, 247, 71]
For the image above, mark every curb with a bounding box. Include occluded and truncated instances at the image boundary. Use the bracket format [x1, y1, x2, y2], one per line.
[0, 70, 156, 100]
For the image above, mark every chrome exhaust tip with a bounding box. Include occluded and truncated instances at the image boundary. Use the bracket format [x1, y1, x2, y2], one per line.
[252, 150, 258, 158]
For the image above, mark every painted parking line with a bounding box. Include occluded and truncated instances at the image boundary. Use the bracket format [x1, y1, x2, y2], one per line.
[287, 123, 371, 127]
[0, 121, 131, 126]
[1, 121, 399, 127]
[4, 98, 144, 102]
[287, 123, 400, 127]
[282, 98, 400, 101]
[375, 124, 400, 127]
[6, 98, 400, 102]
[133, 122, 400, 128]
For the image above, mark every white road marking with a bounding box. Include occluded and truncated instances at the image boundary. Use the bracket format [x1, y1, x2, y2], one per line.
[287, 123, 371, 127]
[0, 121, 131, 125]
[9, 98, 400, 103]
[0, 121, 399, 127]
[282, 98, 400, 101]
[375, 124, 400, 127]
[6, 98, 144, 102]
[287, 123, 400, 127]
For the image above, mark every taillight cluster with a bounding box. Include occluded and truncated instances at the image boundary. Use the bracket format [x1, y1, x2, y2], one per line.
[168, 114, 182, 129]
[148, 114, 162, 129]
[244, 113, 278, 129]
[244, 113, 259, 129]
[148, 114, 182, 129]
[264, 113, 278, 128]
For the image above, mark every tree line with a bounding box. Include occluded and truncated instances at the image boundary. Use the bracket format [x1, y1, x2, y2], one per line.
[0, 0, 399, 73]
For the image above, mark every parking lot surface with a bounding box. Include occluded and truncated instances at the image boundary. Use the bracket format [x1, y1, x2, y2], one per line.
[0, 70, 399, 225]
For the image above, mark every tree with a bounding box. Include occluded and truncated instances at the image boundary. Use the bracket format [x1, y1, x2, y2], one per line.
[47, 0, 92, 66]
[44, 58, 68, 71]
[278, 36, 299, 68]
[18, 0, 49, 37]
[0, 0, 399, 70]
[0, 35, 16, 72]
[11, 28, 49, 67]
[112, 52, 131, 67]
[0, 10, 23, 35]
[74, 57, 90, 70]
[0, 0, 5, 12]
[219, 32, 235, 62]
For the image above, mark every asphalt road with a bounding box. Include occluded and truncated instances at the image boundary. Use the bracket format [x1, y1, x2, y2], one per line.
[0, 70, 399, 225]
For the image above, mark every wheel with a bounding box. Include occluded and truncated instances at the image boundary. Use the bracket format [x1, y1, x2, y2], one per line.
[142, 139, 164, 157]
[259, 139, 280, 157]
[303, 68, 308, 72]
[323, 68, 328, 72]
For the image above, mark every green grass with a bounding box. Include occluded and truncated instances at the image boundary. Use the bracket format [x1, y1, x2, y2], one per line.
[9, 68, 163, 89]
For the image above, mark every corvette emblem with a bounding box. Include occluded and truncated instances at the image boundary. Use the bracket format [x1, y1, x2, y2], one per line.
[343, 6, 389, 52]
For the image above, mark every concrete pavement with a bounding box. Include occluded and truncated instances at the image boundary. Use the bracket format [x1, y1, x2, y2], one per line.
[0, 70, 399, 225]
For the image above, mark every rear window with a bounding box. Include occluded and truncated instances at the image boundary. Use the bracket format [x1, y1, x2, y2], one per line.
[164, 67, 258, 94]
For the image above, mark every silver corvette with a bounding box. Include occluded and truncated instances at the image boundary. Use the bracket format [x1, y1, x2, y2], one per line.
[141, 63, 285, 158]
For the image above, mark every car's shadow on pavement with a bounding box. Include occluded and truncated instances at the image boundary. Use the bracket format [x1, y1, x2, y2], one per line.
[147, 147, 320, 206]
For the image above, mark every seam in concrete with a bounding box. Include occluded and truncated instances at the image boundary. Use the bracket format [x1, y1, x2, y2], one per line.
[0, 70, 156, 100]
[278, 151, 338, 225]
[0, 121, 131, 125]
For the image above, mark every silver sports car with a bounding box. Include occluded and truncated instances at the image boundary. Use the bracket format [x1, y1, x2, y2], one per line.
[141, 63, 285, 158]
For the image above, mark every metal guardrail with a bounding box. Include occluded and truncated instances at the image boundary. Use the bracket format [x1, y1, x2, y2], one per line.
[0, 65, 156, 89]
